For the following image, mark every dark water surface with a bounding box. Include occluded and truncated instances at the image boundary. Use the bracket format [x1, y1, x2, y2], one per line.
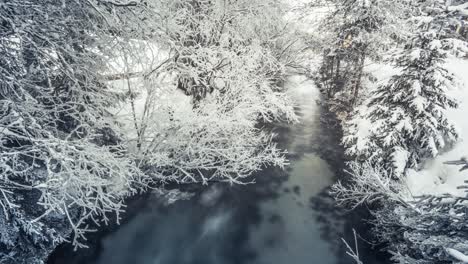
[48, 76, 389, 264]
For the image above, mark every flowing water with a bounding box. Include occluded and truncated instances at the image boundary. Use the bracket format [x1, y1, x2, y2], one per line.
[48, 75, 389, 264]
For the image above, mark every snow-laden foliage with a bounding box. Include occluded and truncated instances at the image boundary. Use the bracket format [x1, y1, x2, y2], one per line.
[332, 162, 468, 263]
[316, 0, 409, 104]
[374, 195, 468, 264]
[343, 7, 461, 177]
[333, 1, 468, 262]
[331, 161, 409, 209]
[332, 163, 468, 263]
[0, 0, 156, 260]
[110, 0, 298, 185]
[415, 0, 468, 56]
[151, 0, 294, 103]
[1, 1, 299, 260]
[321, 0, 409, 54]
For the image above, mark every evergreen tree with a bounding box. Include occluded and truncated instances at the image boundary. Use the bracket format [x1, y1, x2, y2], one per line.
[343, 1, 461, 176]
[317, 0, 407, 104]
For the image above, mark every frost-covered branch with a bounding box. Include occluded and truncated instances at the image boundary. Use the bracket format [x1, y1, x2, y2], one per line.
[447, 248, 468, 263]
[444, 157, 468, 172]
[109, 0, 298, 185]
[331, 161, 411, 209]
[341, 229, 364, 264]
[0, 0, 155, 253]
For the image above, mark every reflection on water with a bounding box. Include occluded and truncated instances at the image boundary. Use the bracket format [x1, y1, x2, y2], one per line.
[246, 76, 339, 264]
[248, 156, 337, 264]
[48, 76, 389, 264]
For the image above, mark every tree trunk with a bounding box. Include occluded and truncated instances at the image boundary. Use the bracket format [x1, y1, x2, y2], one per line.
[352, 51, 366, 104]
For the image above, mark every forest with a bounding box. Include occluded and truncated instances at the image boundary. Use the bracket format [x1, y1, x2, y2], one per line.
[0, 0, 467, 263]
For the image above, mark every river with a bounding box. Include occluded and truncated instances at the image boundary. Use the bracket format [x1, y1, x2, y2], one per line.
[48, 75, 389, 264]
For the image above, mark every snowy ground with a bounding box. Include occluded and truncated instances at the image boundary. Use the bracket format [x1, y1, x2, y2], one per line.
[406, 57, 468, 197]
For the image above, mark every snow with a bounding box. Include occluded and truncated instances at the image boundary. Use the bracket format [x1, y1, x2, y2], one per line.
[410, 49, 422, 60]
[446, 248, 468, 263]
[448, 2, 468, 16]
[364, 61, 401, 90]
[406, 57, 468, 198]
[429, 40, 442, 50]
[104, 41, 194, 144]
[352, 108, 374, 152]
[392, 147, 409, 176]
[411, 96, 427, 113]
[109, 76, 192, 142]
[342, 61, 401, 153]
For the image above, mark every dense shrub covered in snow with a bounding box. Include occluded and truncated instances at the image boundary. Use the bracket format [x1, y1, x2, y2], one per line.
[110, 0, 298, 185]
[374, 196, 468, 264]
[0, 1, 154, 261]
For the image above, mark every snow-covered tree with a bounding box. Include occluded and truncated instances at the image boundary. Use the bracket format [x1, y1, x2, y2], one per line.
[435, 1, 468, 57]
[334, 2, 468, 263]
[343, 1, 461, 177]
[317, 0, 409, 103]
[144, 0, 294, 103]
[0, 3, 301, 262]
[0, 1, 156, 261]
[109, 0, 298, 185]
